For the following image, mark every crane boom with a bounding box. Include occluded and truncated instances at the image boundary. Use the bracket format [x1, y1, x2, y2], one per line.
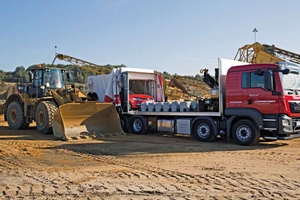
[271, 45, 300, 64]
[52, 53, 112, 75]
[234, 42, 300, 65]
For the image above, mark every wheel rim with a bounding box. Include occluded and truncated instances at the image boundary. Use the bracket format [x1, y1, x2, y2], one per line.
[10, 109, 17, 123]
[236, 125, 252, 142]
[38, 111, 44, 126]
[197, 123, 210, 138]
[133, 119, 142, 132]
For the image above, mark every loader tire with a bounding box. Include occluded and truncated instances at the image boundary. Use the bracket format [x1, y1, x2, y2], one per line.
[35, 101, 58, 134]
[6, 101, 30, 130]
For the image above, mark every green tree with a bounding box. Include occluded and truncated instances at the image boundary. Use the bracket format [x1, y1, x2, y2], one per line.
[0, 70, 5, 82]
[14, 66, 29, 82]
[162, 71, 172, 79]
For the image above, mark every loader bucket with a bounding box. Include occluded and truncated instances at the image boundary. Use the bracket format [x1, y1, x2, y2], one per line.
[53, 102, 125, 141]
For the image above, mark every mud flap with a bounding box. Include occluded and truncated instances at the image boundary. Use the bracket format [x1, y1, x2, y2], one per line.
[53, 102, 125, 141]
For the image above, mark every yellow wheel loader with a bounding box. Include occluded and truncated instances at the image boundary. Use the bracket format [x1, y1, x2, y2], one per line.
[3, 66, 124, 140]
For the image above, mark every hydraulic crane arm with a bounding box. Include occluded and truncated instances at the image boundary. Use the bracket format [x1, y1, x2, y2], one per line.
[52, 53, 112, 75]
[234, 42, 300, 65]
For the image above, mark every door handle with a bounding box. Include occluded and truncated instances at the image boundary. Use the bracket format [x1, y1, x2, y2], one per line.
[248, 99, 252, 104]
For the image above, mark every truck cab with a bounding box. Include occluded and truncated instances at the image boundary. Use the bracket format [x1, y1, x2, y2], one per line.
[225, 62, 300, 139]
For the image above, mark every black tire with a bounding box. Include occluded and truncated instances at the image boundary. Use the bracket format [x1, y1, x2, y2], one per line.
[120, 115, 130, 133]
[130, 116, 147, 134]
[35, 101, 58, 134]
[6, 101, 30, 130]
[232, 119, 260, 146]
[193, 119, 216, 142]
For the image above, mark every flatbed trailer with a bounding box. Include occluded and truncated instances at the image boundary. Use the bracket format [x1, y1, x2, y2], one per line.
[89, 58, 300, 145]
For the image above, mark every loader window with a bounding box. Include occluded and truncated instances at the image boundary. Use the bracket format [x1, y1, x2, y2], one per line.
[250, 72, 264, 88]
[33, 70, 42, 87]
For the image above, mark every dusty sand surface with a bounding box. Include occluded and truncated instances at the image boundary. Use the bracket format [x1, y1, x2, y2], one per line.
[0, 115, 299, 199]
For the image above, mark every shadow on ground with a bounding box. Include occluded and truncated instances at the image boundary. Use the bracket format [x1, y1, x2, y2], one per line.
[0, 126, 57, 141]
[44, 132, 288, 156]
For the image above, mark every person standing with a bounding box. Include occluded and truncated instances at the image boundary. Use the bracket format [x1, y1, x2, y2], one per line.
[87, 77, 99, 101]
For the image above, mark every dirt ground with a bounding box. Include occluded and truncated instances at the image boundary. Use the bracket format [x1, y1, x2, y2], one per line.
[0, 115, 299, 200]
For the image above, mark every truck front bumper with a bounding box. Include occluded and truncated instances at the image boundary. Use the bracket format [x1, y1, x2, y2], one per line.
[278, 114, 300, 139]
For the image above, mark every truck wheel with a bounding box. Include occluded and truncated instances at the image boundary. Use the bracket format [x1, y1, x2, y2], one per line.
[232, 119, 260, 146]
[120, 115, 130, 133]
[6, 101, 29, 129]
[193, 119, 216, 142]
[130, 116, 146, 134]
[35, 101, 58, 134]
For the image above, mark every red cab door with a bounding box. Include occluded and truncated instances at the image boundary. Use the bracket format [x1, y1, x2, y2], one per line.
[247, 72, 279, 114]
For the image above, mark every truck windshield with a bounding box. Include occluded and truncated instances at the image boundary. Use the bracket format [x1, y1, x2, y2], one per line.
[278, 62, 300, 91]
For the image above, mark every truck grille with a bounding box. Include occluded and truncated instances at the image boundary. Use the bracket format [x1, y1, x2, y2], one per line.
[289, 102, 300, 113]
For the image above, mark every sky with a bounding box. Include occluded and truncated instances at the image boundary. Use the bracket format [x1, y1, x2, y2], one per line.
[1, 0, 300, 76]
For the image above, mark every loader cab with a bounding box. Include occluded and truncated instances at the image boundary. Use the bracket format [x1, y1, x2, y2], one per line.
[43, 68, 65, 89]
[28, 68, 65, 98]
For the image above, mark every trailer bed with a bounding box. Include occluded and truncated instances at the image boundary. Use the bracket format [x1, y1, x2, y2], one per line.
[127, 111, 221, 117]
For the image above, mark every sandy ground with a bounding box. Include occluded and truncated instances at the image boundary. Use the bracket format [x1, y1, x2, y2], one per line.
[0, 115, 299, 199]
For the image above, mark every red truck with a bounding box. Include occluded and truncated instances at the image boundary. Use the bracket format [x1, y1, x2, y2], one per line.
[89, 58, 300, 145]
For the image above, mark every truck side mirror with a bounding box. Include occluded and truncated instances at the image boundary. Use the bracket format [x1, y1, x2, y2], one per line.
[254, 69, 263, 76]
[282, 69, 290, 74]
[264, 70, 273, 91]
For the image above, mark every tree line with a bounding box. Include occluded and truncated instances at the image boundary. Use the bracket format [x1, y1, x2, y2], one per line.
[0, 64, 205, 84]
[0, 64, 126, 83]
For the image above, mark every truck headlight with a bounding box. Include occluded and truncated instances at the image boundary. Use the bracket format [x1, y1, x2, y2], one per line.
[282, 119, 290, 126]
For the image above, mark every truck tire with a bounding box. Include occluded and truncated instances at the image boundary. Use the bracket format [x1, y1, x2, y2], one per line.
[6, 101, 30, 129]
[120, 115, 130, 133]
[130, 116, 147, 134]
[193, 119, 216, 142]
[232, 119, 260, 146]
[35, 101, 58, 134]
